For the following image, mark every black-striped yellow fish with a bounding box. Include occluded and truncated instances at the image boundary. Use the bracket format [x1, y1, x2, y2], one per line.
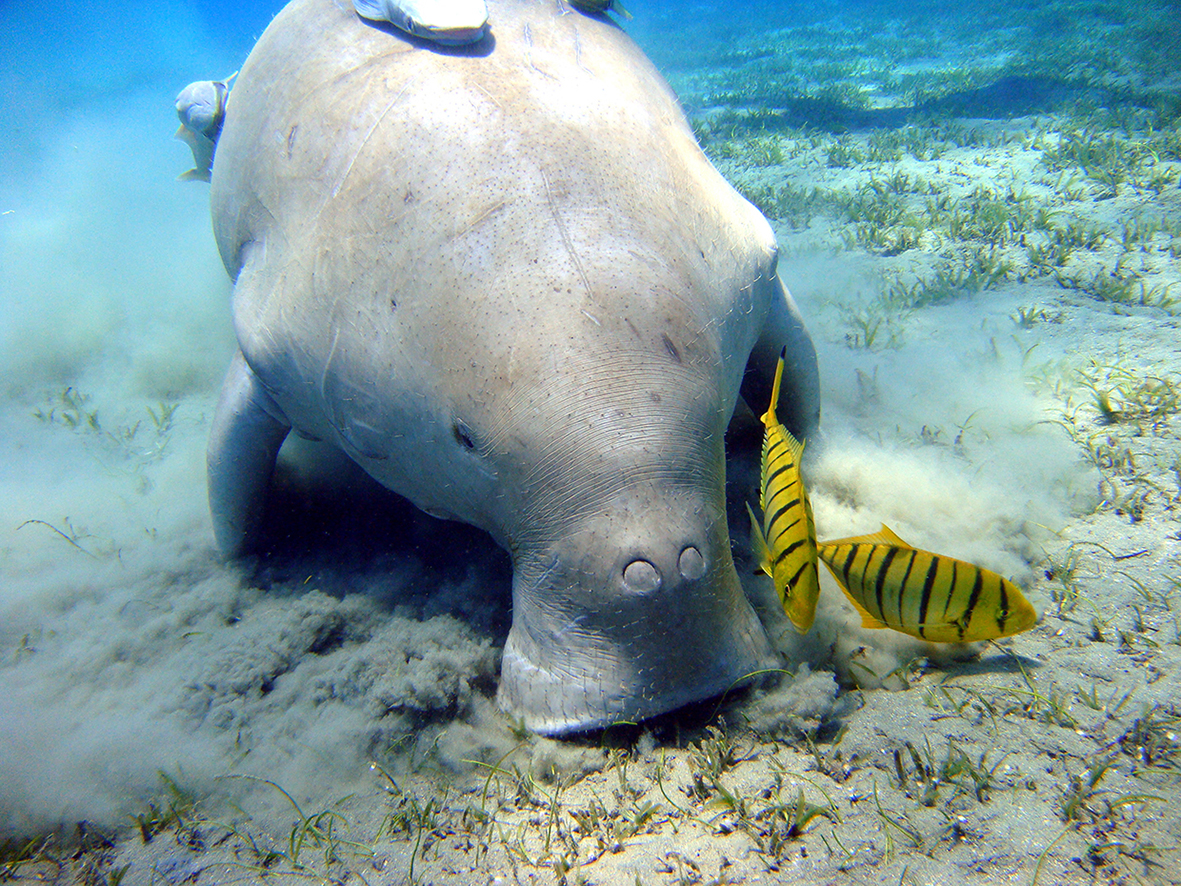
[816, 524, 1037, 643]
[746, 347, 821, 633]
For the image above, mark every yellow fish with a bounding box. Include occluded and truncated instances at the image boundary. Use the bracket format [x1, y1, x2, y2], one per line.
[746, 347, 821, 633]
[816, 524, 1038, 643]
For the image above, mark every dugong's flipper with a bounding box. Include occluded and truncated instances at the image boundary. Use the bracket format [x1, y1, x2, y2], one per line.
[175, 75, 235, 182]
[207, 351, 291, 556]
[353, 0, 488, 45]
[741, 275, 821, 442]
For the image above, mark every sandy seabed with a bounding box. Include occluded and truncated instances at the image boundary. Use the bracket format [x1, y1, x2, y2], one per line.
[2, 0, 1180, 884]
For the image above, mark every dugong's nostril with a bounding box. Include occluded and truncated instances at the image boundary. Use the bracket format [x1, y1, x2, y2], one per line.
[623, 559, 662, 593]
[678, 546, 706, 580]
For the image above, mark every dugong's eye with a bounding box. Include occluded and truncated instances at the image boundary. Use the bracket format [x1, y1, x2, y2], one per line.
[453, 420, 477, 451]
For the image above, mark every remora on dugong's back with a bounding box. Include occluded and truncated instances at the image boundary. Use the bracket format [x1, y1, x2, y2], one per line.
[207, 0, 820, 735]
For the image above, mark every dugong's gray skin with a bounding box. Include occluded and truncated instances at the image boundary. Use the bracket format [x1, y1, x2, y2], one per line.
[207, 0, 820, 735]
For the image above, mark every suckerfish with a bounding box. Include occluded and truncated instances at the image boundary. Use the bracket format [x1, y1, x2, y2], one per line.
[353, 0, 489, 45]
[175, 74, 235, 182]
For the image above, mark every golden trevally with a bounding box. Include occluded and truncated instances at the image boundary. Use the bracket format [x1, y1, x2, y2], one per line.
[817, 524, 1038, 643]
[747, 347, 821, 633]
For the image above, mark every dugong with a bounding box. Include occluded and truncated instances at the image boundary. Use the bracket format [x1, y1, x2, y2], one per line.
[207, 0, 820, 735]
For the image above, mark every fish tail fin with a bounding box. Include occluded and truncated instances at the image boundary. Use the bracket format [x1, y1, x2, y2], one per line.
[745, 502, 772, 577]
[760, 346, 786, 430]
[817, 552, 889, 630]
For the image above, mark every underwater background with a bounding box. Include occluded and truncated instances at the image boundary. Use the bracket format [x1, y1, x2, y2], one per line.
[2, 0, 1179, 883]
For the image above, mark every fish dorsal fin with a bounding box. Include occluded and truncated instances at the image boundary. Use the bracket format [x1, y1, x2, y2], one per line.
[818, 523, 914, 549]
[873, 523, 910, 546]
[778, 425, 806, 462]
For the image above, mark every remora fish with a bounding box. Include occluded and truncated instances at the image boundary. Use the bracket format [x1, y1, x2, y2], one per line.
[817, 524, 1038, 643]
[174, 74, 235, 182]
[746, 346, 821, 633]
[353, 0, 489, 45]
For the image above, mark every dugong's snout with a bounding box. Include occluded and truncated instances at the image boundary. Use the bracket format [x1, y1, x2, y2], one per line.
[498, 491, 776, 735]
